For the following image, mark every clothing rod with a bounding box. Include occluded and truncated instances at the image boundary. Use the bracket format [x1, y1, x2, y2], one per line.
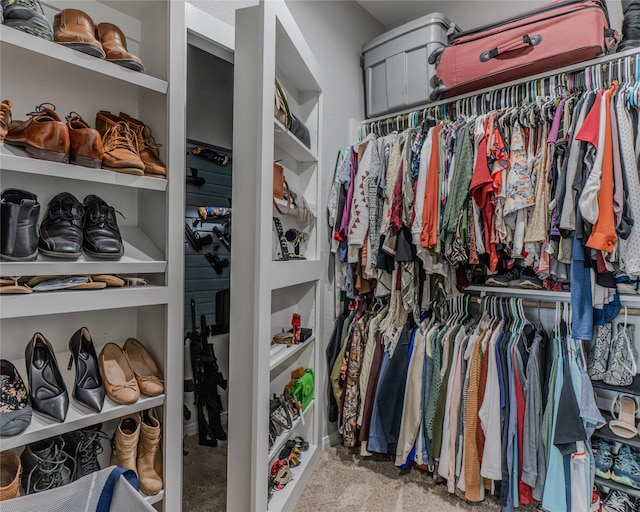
[465, 296, 640, 316]
[362, 46, 640, 125]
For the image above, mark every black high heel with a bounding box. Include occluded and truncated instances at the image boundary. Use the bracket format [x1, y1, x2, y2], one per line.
[25, 333, 69, 422]
[67, 327, 104, 413]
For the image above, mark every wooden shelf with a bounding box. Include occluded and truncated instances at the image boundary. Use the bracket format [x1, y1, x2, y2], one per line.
[268, 400, 315, 464]
[270, 337, 315, 373]
[595, 476, 640, 500]
[594, 412, 640, 450]
[0, 286, 168, 319]
[269, 259, 321, 290]
[0, 145, 167, 191]
[0, 349, 165, 451]
[268, 443, 321, 512]
[0, 226, 166, 275]
[274, 119, 317, 163]
[0, 25, 168, 94]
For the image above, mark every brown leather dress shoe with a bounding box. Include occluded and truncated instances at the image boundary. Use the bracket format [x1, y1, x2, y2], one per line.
[54, 9, 105, 59]
[6, 104, 70, 163]
[99, 342, 140, 405]
[123, 337, 164, 396]
[96, 23, 144, 72]
[95, 111, 144, 175]
[119, 112, 166, 178]
[67, 113, 104, 168]
[0, 100, 12, 145]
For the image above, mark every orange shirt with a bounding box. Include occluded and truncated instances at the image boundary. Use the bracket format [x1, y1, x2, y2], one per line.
[421, 125, 444, 250]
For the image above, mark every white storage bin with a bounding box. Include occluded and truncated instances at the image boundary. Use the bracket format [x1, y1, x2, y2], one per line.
[363, 13, 458, 118]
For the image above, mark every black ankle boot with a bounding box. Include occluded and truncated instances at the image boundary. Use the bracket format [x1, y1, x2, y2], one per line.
[20, 437, 71, 494]
[61, 423, 108, 480]
[0, 188, 40, 261]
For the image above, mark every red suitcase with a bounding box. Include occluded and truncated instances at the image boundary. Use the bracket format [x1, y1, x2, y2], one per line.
[429, 0, 616, 100]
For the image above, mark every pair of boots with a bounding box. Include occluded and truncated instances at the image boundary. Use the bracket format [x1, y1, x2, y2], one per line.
[111, 409, 163, 496]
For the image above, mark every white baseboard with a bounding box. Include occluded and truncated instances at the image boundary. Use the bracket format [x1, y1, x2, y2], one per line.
[183, 411, 228, 438]
[322, 430, 341, 450]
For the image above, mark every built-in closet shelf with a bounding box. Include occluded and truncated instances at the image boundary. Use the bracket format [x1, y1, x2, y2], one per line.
[268, 443, 320, 512]
[274, 119, 317, 163]
[144, 490, 165, 505]
[0, 351, 164, 451]
[0, 146, 168, 192]
[269, 260, 321, 290]
[270, 336, 315, 373]
[592, 376, 640, 396]
[0, 285, 169, 319]
[594, 412, 640, 450]
[268, 400, 315, 464]
[273, 197, 299, 215]
[0, 226, 166, 275]
[595, 476, 640, 499]
[0, 26, 168, 94]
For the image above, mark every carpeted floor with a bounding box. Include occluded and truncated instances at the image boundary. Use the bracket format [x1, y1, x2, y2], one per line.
[183, 436, 503, 512]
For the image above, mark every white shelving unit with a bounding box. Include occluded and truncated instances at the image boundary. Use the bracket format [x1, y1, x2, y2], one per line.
[228, 2, 325, 511]
[0, 1, 185, 510]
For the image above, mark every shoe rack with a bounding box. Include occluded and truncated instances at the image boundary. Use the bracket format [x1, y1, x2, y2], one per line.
[0, 1, 185, 510]
[228, 3, 325, 511]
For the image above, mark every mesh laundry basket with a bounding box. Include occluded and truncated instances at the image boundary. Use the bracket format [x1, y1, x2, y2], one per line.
[0, 466, 155, 512]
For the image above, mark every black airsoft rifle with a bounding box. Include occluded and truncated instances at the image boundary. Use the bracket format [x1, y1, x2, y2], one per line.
[189, 299, 227, 447]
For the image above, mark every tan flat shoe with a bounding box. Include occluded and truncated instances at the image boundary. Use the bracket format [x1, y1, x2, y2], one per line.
[99, 342, 140, 405]
[123, 338, 164, 396]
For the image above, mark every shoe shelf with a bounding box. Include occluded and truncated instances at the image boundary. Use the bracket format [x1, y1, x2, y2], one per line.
[270, 336, 315, 373]
[268, 400, 315, 465]
[0, 25, 168, 94]
[0, 285, 169, 320]
[144, 489, 165, 505]
[594, 411, 640, 450]
[268, 443, 320, 512]
[592, 375, 640, 396]
[0, 146, 168, 192]
[269, 260, 322, 291]
[0, 351, 164, 451]
[595, 476, 640, 500]
[0, 226, 166, 276]
[273, 119, 317, 164]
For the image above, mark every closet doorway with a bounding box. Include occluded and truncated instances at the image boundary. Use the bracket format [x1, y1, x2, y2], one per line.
[182, 14, 234, 512]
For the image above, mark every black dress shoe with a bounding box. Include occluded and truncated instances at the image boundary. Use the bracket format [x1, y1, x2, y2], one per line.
[25, 333, 69, 422]
[67, 327, 104, 412]
[82, 195, 123, 259]
[1, 188, 40, 261]
[38, 192, 84, 259]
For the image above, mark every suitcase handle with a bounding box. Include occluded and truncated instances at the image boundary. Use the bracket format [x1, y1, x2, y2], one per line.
[479, 34, 542, 62]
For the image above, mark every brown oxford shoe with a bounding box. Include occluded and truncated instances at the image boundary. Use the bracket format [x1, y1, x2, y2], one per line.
[67, 112, 104, 169]
[119, 112, 166, 178]
[6, 104, 70, 163]
[53, 9, 106, 59]
[96, 23, 144, 72]
[95, 111, 144, 175]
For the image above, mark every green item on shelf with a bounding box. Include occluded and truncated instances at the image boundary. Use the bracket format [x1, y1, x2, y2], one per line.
[292, 368, 314, 411]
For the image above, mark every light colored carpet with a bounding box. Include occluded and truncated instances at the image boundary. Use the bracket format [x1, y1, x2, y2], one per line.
[183, 436, 504, 512]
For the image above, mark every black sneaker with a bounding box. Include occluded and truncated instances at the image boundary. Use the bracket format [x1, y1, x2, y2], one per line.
[485, 267, 522, 287]
[519, 268, 543, 290]
[82, 195, 123, 260]
[61, 424, 108, 480]
[20, 437, 71, 494]
[38, 192, 84, 259]
[2, 0, 53, 41]
[602, 489, 639, 512]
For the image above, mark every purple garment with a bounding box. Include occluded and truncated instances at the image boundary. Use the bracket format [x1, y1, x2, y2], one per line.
[547, 99, 566, 146]
[338, 147, 359, 239]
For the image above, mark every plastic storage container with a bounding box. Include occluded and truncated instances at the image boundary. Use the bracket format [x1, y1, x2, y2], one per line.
[363, 13, 458, 117]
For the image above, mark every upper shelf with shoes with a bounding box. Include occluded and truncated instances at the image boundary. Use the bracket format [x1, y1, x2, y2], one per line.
[0, 0, 168, 93]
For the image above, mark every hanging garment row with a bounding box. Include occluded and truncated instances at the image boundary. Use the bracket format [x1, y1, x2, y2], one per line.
[326, 295, 616, 512]
[328, 69, 640, 347]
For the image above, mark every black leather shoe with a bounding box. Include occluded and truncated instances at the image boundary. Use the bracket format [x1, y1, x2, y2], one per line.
[1, 188, 40, 261]
[82, 195, 123, 259]
[61, 423, 107, 480]
[67, 327, 104, 412]
[38, 192, 84, 259]
[21, 438, 71, 494]
[25, 333, 69, 422]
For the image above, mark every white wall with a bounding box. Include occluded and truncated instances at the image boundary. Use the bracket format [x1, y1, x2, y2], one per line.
[186, 44, 234, 149]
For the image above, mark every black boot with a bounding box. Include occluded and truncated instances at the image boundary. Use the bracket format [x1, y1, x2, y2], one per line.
[20, 437, 71, 494]
[0, 188, 40, 261]
[61, 424, 108, 480]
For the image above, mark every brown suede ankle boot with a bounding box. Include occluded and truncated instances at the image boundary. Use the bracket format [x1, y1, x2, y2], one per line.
[0, 450, 21, 501]
[137, 408, 163, 495]
[110, 413, 140, 473]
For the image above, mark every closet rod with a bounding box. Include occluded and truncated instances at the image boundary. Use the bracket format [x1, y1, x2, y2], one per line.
[362, 46, 640, 125]
[466, 296, 640, 316]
